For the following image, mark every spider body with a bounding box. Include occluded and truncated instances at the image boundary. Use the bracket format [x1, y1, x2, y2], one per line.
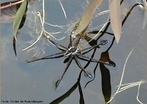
[28, 23, 112, 88]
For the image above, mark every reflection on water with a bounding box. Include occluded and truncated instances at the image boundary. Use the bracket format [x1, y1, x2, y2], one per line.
[1, 0, 147, 104]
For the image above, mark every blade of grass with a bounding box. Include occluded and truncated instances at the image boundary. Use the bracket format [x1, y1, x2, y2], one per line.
[109, 0, 122, 43]
[74, 0, 103, 35]
[12, 0, 27, 55]
[13, 0, 27, 39]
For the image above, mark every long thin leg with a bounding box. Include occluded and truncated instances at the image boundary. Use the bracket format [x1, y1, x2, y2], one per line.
[55, 55, 73, 88]
[47, 38, 67, 51]
[28, 51, 65, 63]
[68, 35, 73, 48]
[74, 56, 92, 78]
[76, 54, 114, 66]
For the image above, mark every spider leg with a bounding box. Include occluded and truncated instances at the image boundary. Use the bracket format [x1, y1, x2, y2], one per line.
[28, 51, 65, 63]
[81, 44, 100, 55]
[68, 35, 73, 48]
[80, 37, 107, 55]
[74, 56, 92, 78]
[76, 54, 114, 66]
[47, 38, 67, 51]
[55, 55, 73, 88]
[84, 48, 97, 69]
[63, 57, 70, 63]
[84, 62, 99, 88]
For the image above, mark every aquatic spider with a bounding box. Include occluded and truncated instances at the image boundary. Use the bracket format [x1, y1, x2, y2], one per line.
[28, 23, 113, 88]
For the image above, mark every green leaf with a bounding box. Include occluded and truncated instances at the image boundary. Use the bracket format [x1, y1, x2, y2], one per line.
[13, 0, 27, 39]
[12, 0, 27, 56]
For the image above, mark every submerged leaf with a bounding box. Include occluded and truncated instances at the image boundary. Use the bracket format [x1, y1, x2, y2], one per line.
[99, 51, 116, 67]
[13, 37, 17, 56]
[99, 63, 111, 103]
[74, 0, 103, 35]
[109, 0, 122, 43]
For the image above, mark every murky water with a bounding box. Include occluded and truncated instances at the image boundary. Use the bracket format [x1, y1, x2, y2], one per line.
[1, 0, 147, 104]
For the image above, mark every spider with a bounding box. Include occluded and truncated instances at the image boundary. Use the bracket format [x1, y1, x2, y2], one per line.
[28, 22, 114, 88]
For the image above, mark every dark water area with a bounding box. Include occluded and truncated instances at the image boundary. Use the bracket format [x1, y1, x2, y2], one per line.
[1, 0, 147, 104]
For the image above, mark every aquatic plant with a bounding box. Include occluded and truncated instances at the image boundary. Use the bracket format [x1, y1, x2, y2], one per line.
[73, 0, 122, 43]
[1, 0, 65, 56]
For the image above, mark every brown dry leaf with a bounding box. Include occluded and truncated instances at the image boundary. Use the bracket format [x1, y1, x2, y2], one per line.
[74, 0, 103, 35]
[109, 0, 122, 43]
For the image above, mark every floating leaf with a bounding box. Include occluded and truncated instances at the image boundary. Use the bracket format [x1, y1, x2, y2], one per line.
[18, 14, 27, 29]
[109, 0, 122, 43]
[13, 0, 27, 39]
[74, 0, 103, 35]
[12, 0, 27, 56]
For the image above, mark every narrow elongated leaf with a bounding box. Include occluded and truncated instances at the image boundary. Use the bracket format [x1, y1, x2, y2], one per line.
[109, 0, 122, 43]
[74, 0, 103, 35]
[99, 63, 111, 103]
[13, 0, 27, 39]
[12, 0, 27, 56]
[13, 37, 17, 56]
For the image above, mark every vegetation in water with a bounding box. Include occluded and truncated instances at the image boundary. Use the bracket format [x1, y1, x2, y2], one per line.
[0, 0, 146, 104]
